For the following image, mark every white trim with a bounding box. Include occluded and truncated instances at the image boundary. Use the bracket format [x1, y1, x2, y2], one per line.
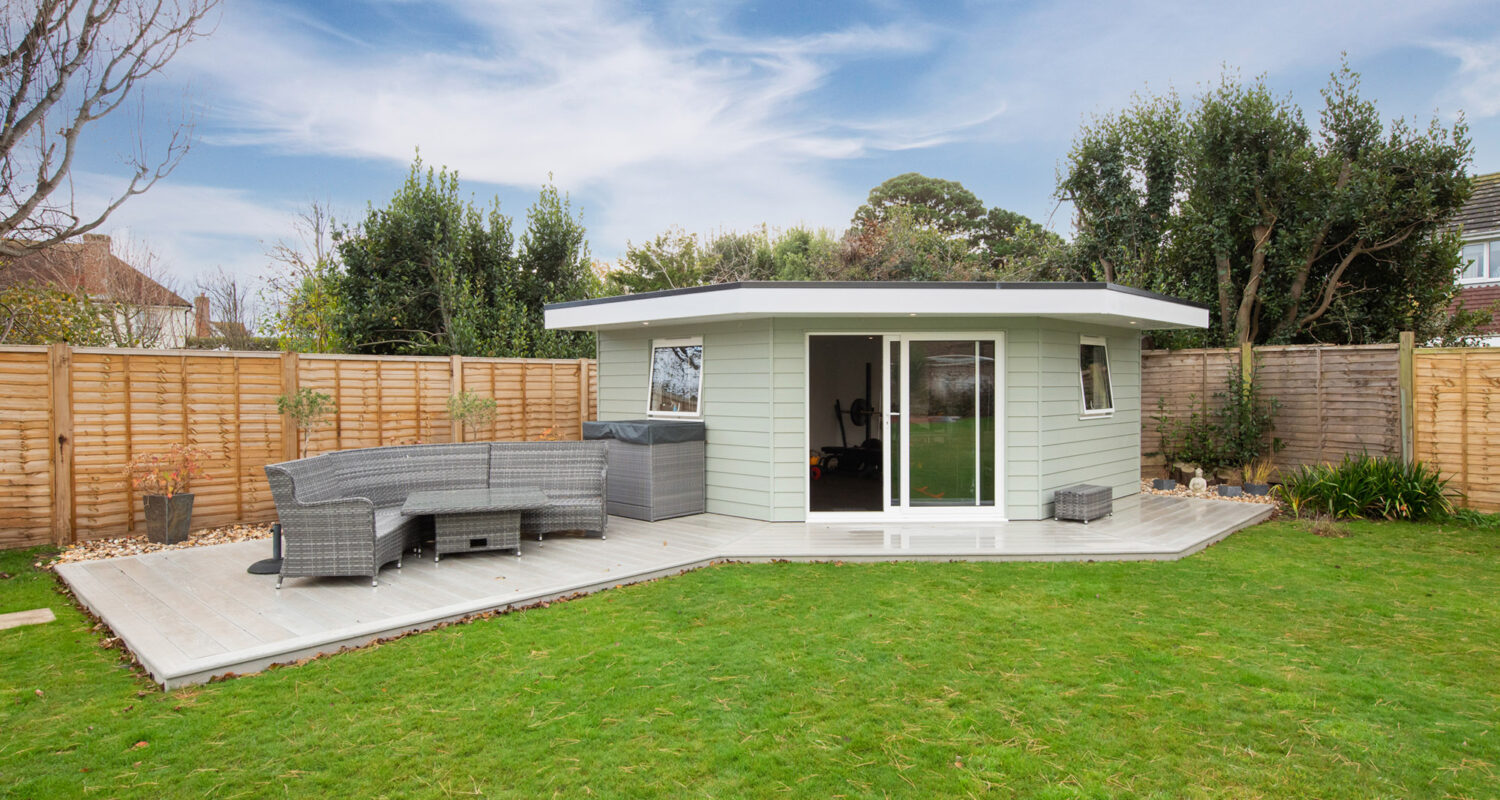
[547, 285, 1208, 331]
[1459, 237, 1500, 284]
[1078, 334, 1115, 418]
[646, 336, 703, 418]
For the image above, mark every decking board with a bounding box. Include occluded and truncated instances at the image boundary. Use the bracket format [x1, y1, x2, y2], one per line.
[54, 495, 1271, 688]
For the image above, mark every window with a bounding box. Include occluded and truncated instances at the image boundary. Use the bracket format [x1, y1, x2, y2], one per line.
[1460, 239, 1500, 283]
[647, 337, 703, 417]
[1079, 336, 1114, 416]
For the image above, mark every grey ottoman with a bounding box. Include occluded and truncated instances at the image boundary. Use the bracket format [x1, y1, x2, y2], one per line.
[1054, 484, 1112, 523]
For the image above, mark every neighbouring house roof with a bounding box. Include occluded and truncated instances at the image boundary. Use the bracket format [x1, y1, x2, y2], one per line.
[1450, 172, 1500, 238]
[0, 234, 190, 308]
[544, 281, 1210, 332]
[1452, 284, 1500, 335]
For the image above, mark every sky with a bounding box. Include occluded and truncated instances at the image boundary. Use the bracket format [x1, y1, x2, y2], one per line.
[65, 0, 1500, 294]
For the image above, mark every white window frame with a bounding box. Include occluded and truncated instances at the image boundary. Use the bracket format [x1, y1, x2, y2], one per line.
[1078, 335, 1115, 418]
[1459, 238, 1500, 284]
[646, 336, 704, 418]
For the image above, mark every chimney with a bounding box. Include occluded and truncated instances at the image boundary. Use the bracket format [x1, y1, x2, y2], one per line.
[194, 294, 211, 338]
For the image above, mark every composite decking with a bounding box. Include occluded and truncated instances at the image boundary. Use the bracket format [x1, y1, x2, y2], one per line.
[55, 494, 1271, 688]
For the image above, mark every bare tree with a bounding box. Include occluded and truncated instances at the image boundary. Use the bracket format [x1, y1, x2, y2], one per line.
[196, 265, 256, 348]
[0, 1, 221, 258]
[261, 201, 344, 352]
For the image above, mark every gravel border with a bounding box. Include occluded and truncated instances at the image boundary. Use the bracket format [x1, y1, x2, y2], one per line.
[49, 523, 273, 566]
[1140, 479, 1282, 510]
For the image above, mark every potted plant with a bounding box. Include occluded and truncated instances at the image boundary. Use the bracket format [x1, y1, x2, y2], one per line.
[277, 388, 337, 457]
[448, 390, 498, 441]
[126, 444, 209, 544]
[1243, 455, 1274, 496]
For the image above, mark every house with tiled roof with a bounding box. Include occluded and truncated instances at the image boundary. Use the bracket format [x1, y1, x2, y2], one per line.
[0, 234, 192, 347]
[1451, 172, 1500, 343]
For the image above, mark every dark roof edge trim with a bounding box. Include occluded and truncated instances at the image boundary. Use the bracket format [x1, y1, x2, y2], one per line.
[546, 281, 1211, 312]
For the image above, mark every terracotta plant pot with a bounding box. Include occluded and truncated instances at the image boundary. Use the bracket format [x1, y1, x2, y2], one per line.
[143, 493, 194, 544]
[1151, 478, 1177, 491]
[1243, 482, 1271, 496]
[1216, 485, 1243, 498]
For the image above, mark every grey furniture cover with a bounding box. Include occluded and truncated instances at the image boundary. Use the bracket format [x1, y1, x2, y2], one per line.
[585, 419, 706, 521]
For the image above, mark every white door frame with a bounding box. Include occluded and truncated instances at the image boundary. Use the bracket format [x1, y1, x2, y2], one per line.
[804, 331, 1006, 523]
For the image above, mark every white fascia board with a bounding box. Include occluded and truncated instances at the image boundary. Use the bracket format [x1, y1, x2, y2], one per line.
[545, 286, 1208, 331]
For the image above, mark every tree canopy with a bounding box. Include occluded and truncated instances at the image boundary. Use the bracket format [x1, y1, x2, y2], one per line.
[332, 158, 597, 358]
[604, 174, 1057, 294]
[1059, 65, 1475, 346]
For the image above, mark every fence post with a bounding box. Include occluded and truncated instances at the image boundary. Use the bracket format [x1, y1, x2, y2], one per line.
[48, 343, 75, 545]
[280, 351, 300, 461]
[577, 358, 589, 439]
[450, 355, 464, 443]
[1398, 331, 1414, 464]
[1239, 340, 1253, 390]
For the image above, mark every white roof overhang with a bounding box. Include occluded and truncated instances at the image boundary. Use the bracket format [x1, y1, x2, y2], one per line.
[545, 282, 1209, 332]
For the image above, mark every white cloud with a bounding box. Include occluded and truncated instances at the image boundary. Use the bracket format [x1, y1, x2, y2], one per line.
[74, 172, 315, 289]
[173, 0, 966, 244]
[1432, 36, 1500, 118]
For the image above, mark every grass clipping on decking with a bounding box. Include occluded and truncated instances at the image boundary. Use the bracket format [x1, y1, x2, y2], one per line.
[2, 520, 1497, 798]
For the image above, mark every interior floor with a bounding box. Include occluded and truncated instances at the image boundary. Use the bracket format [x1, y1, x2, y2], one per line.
[809, 471, 884, 512]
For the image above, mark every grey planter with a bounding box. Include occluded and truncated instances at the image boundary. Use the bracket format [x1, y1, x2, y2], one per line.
[1216, 485, 1243, 498]
[1151, 478, 1177, 491]
[1243, 482, 1270, 496]
[143, 493, 194, 544]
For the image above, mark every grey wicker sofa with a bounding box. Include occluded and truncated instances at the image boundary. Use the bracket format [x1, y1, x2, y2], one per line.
[265, 441, 607, 587]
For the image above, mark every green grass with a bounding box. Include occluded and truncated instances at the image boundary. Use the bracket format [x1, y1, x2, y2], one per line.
[2, 520, 1498, 798]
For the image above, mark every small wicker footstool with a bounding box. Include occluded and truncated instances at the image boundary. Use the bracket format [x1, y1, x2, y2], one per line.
[1054, 484, 1112, 523]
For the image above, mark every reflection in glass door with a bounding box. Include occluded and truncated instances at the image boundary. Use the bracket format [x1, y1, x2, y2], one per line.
[899, 337, 998, 511]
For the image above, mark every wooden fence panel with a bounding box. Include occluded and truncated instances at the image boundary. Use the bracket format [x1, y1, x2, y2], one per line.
[1141, 343, 1400, 478]
[1414, 348, 1500, 512]
[0, 349, 52, 548]
[0, 346, 597, 547]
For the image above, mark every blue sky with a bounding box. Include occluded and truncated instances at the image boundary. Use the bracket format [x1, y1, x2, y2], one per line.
[68, 0, 1500, 292]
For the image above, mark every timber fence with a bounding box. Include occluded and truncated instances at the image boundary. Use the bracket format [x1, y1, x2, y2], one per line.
[0, 344, 595, 548]
[1142, 334, 1500, 512]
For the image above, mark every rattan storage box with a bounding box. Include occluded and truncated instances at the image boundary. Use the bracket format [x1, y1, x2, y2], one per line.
[583, 420, 706, 521]
[1054, 484, 1112, 523]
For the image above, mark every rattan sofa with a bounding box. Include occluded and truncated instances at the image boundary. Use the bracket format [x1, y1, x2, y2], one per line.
[265, 441, 607, 588]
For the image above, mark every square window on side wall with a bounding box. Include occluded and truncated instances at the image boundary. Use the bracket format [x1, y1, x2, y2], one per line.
[648, 337, 703, 417]
[1461, 243, 1486, 281]
[1079, 335, 1114, 417]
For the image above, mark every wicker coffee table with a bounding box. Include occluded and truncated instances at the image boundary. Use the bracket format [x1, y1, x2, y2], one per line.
[402, 487, 549, 562]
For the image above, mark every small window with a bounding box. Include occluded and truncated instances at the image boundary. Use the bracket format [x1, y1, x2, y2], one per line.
[647, 337, 703, 417]
[1079, 336, 1114, 416]
[1461, 243, 1486, 281]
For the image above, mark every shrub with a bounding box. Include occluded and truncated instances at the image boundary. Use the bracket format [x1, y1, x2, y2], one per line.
[448, 391, 498, 439]
[1151, 362, 1281, 478]
[1215, 366, 1282, 472]
[1276, 454, 1455, 521]
[277, 388, 337, 456]
[126, 444, 210, 497]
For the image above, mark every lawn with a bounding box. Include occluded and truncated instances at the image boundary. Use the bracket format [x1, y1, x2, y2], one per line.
[2, 519, 1497, 798]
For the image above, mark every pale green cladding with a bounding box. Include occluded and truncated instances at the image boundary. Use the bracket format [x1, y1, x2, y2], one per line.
[595, 317, 1141, 522]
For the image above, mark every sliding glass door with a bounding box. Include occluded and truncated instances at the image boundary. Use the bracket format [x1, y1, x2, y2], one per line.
[883, 334, 1002, 517]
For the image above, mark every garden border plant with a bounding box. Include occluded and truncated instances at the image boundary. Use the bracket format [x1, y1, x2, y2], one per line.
[1275, 453, 1456, 521]
[1151, 361, 1282, 486]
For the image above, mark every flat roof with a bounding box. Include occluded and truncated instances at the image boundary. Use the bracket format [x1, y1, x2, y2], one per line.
[545, 281, 1210, 332]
